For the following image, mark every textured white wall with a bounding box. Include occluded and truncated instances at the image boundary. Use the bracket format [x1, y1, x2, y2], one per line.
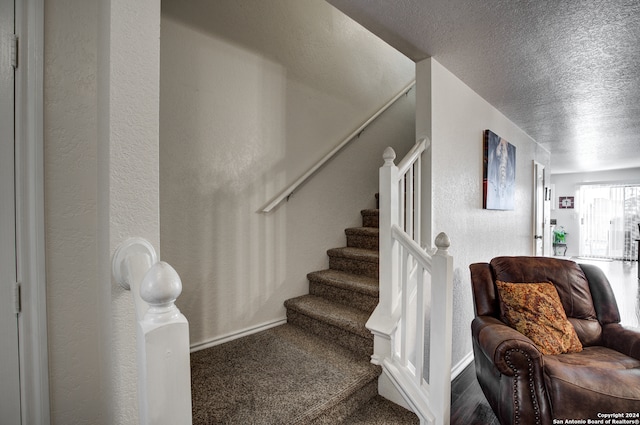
[423, 59, 551, 370]
[45, 0, 161, 423]
[44, 0, 102, 422]
[550, 168, 640, 258]
[98, 0, 161, 423]
[159, 0, 415, 347]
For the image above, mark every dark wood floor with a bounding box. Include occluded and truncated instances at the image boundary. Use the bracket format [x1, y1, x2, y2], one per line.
[451, 361, 500, 425]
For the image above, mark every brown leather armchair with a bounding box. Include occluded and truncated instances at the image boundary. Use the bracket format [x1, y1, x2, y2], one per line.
[470, 256, 640, 425]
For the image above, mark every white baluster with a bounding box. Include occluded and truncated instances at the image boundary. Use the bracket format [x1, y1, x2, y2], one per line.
[415, 266, 425, 387]
[414, 157, 422, 247]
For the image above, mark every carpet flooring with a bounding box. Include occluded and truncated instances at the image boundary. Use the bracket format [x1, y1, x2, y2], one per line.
[191, 324, 381, 424]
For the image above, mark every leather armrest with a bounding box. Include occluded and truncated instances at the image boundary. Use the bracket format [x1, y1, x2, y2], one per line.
[601, 323, 640, 360]
[580, 263, 621, 324]
[472, 315, 543, 376]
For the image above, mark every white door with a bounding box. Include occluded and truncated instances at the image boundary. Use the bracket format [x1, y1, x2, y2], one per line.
[533, 162, 545, 256]
[1, 0, 23, 421]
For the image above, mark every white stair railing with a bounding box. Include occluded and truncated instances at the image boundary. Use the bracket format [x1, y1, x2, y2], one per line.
[112, 238, 193, 425]
[366, 139, 453, 425]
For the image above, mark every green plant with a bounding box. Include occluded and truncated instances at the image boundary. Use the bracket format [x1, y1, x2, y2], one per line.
[553, 226, 566, 244]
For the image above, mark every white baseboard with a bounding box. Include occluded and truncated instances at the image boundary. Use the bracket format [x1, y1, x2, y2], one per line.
[451, 351, 474, 381]
[190, 318, 287, 353]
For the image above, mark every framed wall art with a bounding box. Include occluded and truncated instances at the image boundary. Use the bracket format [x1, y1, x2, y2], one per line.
[559, 196, 574, 209]
[483, 130, 516, 210]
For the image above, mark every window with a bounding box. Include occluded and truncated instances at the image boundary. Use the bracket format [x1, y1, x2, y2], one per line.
[578, 184, 640, 261]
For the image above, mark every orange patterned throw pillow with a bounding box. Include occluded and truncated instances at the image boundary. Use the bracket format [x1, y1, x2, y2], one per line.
[496, 281, 583, 355]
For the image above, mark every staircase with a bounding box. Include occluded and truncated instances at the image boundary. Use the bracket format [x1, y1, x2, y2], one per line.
[191, 199, 420, 424]
[284, 207, 380, 361]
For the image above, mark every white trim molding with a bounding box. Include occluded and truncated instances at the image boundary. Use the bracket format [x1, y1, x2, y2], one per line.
[190, 318, 287, 353]
[14, 0, 50, 423]
[451, 351, 474, 381]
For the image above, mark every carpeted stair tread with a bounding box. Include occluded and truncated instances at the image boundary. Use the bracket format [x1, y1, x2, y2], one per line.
[327, 246, 379, 263]
[345, 226, 378, 236]
[307, 269, 379, 313]
[342, 395, 420, 424]
[345, 227, 379, 250]
[298, 378, 378, 425]
[284, 294, 372, 339]
[307, 269, 378, 297]
[191, 324, 380, 425]
[328, 247, 379, 278]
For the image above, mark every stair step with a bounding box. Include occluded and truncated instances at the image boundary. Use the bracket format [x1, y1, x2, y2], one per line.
[284, 295, 373, 358]
[327, 247, 379, 278]
[342, 395, 420, 424]
[346, 227, 379, 250]
[191, 324, 381, 425]
[308, 269, 378, 313]
[303, 377, 378, 425]
[360, 209, 379, 228]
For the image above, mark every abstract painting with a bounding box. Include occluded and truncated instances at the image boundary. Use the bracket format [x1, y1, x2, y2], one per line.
[483, 130, 516, 210]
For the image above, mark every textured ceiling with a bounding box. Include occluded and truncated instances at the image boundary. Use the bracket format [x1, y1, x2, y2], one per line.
[327, 0, 640, 174]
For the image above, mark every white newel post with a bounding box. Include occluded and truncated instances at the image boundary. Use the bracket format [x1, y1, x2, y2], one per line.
[430, 232, 453, 425]
[112, 238, 193, 425]
[367, 147, 400, 363]
[380, 147, 401, 320]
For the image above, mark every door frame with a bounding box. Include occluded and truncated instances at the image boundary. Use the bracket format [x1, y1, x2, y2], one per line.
[1, 0, 21, 420]
[14, 0, 50, 423]
[532, 161, 548, 256]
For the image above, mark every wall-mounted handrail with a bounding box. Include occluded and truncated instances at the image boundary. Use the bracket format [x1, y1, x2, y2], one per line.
[260, 79, 416, 214]
[112, 238, 193, 425]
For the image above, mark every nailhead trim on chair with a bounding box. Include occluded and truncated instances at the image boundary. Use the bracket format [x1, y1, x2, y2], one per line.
[505, 349, 541, 425]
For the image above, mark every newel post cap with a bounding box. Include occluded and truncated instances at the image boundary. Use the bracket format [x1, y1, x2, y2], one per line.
[435, 232, 451, 252]
[382, 147, 396, 165]
[140, 261, 182, 307]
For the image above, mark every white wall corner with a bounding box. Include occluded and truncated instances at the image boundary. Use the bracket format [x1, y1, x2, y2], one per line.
[98, 0, 162, 423]
[415, 58, 434, 249]
[415, 58, 433, 143]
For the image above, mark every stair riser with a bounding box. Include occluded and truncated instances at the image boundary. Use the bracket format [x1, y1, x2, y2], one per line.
[361, 214, 379, 228]
[309, 281, 378, 314]
[329, 257, 378, 279]
[346, 234, 379, 250]
[286, 310, 373, 359]
[306, 379, 379, 425]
